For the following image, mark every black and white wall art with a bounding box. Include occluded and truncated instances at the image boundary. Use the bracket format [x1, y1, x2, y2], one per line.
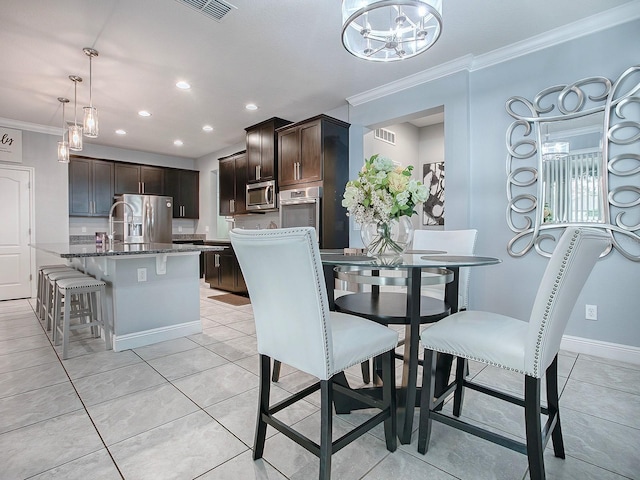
[423, 162, 445, 225]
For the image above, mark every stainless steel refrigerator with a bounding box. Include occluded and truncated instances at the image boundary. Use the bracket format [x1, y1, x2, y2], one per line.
[113, 194, 173, 244]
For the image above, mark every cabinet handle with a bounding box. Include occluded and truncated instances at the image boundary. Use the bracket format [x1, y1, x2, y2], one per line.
[230, 199, 235, 213]
[214, 253, 220, 267]
[256, 165, 261, 180]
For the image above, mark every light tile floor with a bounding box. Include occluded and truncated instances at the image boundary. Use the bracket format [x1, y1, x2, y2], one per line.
[1, 283, 638, 479]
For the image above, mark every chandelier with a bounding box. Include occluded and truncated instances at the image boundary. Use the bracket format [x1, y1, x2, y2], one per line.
[341, 0, 443, 62]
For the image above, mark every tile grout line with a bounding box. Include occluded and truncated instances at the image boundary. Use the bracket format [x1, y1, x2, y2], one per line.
[23, 298, 127, 480]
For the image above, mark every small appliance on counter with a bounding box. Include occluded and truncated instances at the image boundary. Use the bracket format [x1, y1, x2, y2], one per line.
[112, 194, 173, 244]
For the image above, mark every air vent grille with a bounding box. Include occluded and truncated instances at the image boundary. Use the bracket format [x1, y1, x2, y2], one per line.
[175, 0, 236, 21]
[374, 128, 396, 145]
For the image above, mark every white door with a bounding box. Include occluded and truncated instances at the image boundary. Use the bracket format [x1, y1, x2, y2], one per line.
[0, 166, 33, 300]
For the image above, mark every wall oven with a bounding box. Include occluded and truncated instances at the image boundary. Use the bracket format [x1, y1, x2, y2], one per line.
[279, 186, 321, 241]
[246, 180, 276, 212]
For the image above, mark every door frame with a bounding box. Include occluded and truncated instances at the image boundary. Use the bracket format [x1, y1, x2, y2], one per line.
[0, 164, 36, 299]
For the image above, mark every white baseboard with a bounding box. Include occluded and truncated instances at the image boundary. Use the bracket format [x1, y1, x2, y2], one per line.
[561, 335, 640, 365]
[113, 321, 202, 352]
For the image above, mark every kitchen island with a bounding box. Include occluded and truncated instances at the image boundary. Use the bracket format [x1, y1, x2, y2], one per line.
[32, 242, 225, 351]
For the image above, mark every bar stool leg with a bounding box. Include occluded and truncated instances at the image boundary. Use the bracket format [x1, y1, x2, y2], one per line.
[61, 291, 73, 360]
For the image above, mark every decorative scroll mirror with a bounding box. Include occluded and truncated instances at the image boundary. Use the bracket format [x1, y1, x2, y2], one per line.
[505, 65, 640, 261]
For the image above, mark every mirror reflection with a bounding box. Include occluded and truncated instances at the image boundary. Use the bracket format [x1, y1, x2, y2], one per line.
[540, 112, 604, 224]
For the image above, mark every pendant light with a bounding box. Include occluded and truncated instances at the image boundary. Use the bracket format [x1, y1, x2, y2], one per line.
[68, 75, 83, 151]
[57, 97, 70, 163]
[82, 47, 99, 138]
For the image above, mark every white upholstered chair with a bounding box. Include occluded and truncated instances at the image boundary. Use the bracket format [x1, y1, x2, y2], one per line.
[229, 227, 398, 480]
[411, 228, 478, 310]
[417, 227, 610, 480]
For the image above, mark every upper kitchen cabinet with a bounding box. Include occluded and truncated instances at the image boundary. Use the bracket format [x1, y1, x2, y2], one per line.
[219, 151, 247, 216]
[165, 169, 199, 219]
[115, 163, 164, 195]
[277, 115, 350, 188]
[69, 156, 114, 217]
[245, 117, 291, 183]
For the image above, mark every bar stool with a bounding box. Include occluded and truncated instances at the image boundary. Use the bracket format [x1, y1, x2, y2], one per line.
[36, 265, 71, 321]
[52, 276, 111, 360]
[44, 269, 88, 331]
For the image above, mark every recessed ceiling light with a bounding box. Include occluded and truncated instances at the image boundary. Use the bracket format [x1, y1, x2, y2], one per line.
[176, 81, 191, 90]
[174, 140, 183, 146]
[202, 125, 214, 132]
[245, 103, 258, 111]
[115, 129, 127, 135]
[138, 110, 151, 117]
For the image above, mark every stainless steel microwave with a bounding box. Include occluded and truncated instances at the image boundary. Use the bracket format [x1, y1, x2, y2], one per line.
[246, 180, 276, 211]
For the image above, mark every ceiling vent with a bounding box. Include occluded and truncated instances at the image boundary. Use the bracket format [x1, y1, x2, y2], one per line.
[175, 0, 237, 22]
[374, 128, 396, 145]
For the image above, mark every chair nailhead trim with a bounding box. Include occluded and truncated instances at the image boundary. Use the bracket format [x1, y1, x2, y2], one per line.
[532, 229, 578, 377]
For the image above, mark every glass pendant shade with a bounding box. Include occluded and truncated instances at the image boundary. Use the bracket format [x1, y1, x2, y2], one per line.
[83, 106, 98, 138]
[57, 141, 70, 163]
[68, 75, 83, 151]
[57, 97, 70, 163]
[68, 124, 83, 151]
[82, 48, 99, 138]
[341, 0, 443, 62]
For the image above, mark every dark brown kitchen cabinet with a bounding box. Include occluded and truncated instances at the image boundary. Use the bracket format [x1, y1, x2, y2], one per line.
[115, 163, 164, 195]
[219, 151, 247, 216]
[278, 115, 348, 188]
[204, 244, 247, 294]
[69, 156, 114, 217]
[245, 117, 291, 183]
[165, 169, 199, 218]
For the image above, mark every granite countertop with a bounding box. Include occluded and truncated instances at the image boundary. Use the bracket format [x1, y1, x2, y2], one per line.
[31, 242, 225, 259]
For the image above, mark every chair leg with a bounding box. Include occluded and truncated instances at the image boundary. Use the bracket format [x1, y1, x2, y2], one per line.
[545, 356, 565, 459]
[319, 379, 333, 480]
[61, 291, 73, 360]
[524, 375, 545, 480]
[360, 360, 371, 384]
[381, 350, 397, 452]
[254, 354, 271, 460]
[271, 360, 281, 382]
[417, 349, 437, 454]
[452, 357, 466, 417]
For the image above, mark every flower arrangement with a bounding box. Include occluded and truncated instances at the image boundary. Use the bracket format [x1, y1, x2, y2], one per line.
[342, 154, 428, 225]
[342, 154, 428, 255]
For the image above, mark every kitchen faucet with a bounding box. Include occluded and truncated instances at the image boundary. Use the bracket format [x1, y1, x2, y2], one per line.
[108, 201, 135, 248]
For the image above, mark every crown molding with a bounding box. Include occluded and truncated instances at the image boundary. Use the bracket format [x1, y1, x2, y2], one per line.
[471, 1, 640, 72]
[0, 117, 61, 136]
[346, 1, 640, 107]
[346, 55, 473, 107]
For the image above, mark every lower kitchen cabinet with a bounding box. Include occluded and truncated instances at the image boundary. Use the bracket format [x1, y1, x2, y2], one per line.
[204, 244, 247, 294]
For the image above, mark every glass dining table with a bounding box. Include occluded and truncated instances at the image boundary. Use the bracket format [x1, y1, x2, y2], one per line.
[319, 249, 501, 444]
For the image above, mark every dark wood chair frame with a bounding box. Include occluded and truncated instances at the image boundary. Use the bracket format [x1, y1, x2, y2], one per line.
[254, 350, 397, 480]
[418, 351, 565, 480]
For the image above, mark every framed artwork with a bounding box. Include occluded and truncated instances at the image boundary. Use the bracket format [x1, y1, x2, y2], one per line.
[423, 162, 445, 225]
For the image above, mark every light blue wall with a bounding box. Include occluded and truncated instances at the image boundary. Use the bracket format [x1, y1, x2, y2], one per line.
[347, 21, 640, 348]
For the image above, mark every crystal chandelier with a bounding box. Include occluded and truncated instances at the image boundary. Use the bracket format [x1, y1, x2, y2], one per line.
[341, 0, 443, 62]
[68, 75, 83, 151]
[82, 47, 99, 138]
[57, 97, 70, 163]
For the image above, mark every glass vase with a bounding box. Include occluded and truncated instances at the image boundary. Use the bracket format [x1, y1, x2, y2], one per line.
[361, 216, 414, 257]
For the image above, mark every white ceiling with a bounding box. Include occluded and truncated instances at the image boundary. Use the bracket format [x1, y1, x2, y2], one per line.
[0, 0, 637, 160]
